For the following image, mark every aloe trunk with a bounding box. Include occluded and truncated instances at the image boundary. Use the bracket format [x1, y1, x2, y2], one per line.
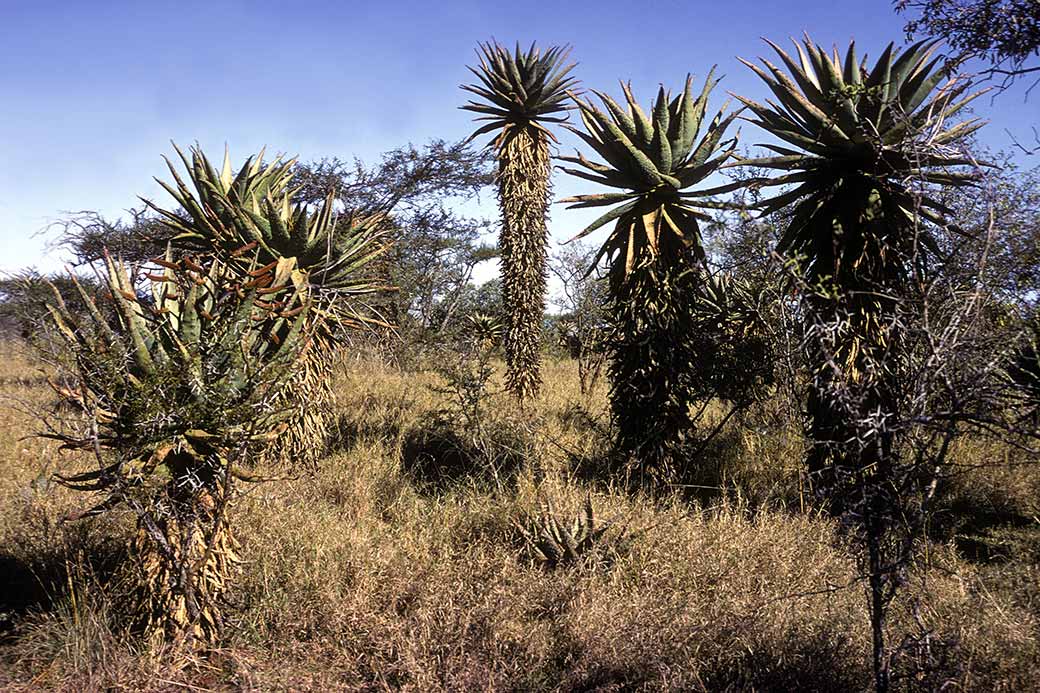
[498, 127, 552, 400]
[263, 327, 339, 468]
[133, 462, 239, 650]
[606, 237, 702, 476]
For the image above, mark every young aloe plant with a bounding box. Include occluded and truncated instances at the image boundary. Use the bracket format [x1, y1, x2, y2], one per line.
[516, 496, 621, 568]
[45, 250, 311, 649]
[466, 311, 504, 348]
[560, 73, 741, 475]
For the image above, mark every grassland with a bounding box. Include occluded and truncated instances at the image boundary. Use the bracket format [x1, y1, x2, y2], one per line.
[0, 340, 1037, 691]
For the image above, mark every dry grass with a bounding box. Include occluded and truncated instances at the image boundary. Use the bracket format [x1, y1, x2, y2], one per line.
[0, 342, 1037, 691]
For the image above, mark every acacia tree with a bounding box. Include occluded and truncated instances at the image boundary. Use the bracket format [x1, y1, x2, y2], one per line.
[896, 0, 1039, 87]
[49, 208, 168, 267]
[293, 141, 497, 348]
[736, 37, 988, 691]
[931, 153, 1040, 302]
[896, 0, 1039, 151]
[548, 241, 609, 399]
[0, 272, 106, 340]
[462, 41, 578, 402]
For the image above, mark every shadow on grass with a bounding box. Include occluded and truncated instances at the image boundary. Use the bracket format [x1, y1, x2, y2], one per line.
[329, 412, 405, 452]
[565, 422, 803, 514]
[552, 627, 870, 693]
[400, 415, 530, 494]
[328, 392, 414, 453]
[0, 527, 125, 637]
[694, 633, 871, 693]
[928, 476, 1040, 564]
[0, 552, 51, 635]
[563, 425, 745, 504]
[945, 508, 1040, 564]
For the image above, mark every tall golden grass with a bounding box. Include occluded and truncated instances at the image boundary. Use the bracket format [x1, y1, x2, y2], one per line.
[0, 340, 1037, 691]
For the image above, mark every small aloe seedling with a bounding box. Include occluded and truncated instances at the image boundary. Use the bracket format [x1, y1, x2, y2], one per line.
[517, 496, 620, 568]
[466, 311, 503, 346]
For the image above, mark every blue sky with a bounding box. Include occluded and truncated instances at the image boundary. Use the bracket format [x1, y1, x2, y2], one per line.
[1, 0, 1035, 276]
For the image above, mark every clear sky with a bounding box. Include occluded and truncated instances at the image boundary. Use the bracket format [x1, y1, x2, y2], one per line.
[1, 0, 1035, 276]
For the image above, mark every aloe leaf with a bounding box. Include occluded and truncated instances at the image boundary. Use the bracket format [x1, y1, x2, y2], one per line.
[651, 86, 674, 173]
[565, 200, 638, 243]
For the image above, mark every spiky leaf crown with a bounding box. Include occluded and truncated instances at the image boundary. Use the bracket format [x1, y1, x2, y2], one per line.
[147, 145, 387, 298]
[517, 496, 616, 568]
[45, 252, 312, 517]
[560, 73, 741, 284]
[461, 41, 578, 147]
[692, 271, 767, 335]
[466, 311, 503, 344]
[736, 37, 988, 276]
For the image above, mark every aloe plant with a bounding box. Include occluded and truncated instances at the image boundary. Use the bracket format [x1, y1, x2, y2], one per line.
[146, 145, 388, 466]
[149, 145, 386, 297]
[46, 251, 311, 648]
[462, 41, 578, 402]
[466, 311, 503, 348]
[736, 37, 987, 693]
[560, 73, 740, 474]
[516, 496, 621, 568]
[735, 37, 986, 491]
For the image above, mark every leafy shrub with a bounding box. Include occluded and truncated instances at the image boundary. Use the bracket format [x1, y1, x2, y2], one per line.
[402, 323, 535, 490]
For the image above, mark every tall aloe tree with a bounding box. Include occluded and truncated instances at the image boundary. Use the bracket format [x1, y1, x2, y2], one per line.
[462, 41, 577, 402]
[735, 37, 985, 490]
[736, 37, 986, 692]
[560, 72, 741, 475]
[146, 145, 388, 466]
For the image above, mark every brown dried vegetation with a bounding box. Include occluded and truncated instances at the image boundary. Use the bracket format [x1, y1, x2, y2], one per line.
[1, 344, 1037, 691]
